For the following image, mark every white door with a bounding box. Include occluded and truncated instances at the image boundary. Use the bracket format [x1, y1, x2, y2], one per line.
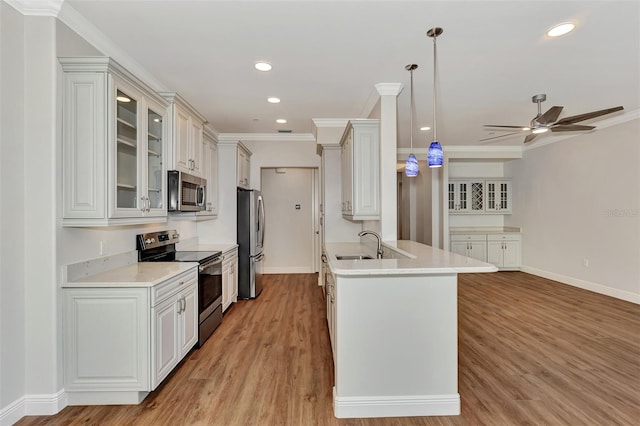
[261, 168, 317, 274]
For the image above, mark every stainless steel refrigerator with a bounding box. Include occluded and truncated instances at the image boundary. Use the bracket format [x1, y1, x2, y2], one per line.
[237, 188, 265, 299]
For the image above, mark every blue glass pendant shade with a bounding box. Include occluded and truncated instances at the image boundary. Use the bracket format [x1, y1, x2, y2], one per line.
[428, 141, 443, 168]
[405, 154, 419, 177]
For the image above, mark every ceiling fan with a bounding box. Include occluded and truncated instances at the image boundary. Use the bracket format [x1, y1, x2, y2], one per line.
[482, 94, 624, 143]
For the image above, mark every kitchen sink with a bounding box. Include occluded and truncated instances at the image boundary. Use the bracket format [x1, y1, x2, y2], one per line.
[335, 254, 374, 260]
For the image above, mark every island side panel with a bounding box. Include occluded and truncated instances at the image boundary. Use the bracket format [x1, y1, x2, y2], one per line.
[334, 273, 459, 418]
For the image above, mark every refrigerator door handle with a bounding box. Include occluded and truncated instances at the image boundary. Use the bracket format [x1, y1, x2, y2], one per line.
[257, 195, 266, 249]
[253, 252, 265, 262]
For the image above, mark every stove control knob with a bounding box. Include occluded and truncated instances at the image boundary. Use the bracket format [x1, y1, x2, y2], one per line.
[145, 238, 155, 245]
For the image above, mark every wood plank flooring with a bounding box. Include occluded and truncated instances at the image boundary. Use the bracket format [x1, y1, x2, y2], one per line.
[17, 272, 640, 425]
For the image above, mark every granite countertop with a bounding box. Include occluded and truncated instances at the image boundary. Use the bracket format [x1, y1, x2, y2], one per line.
[325, 240, 497, 276]
[63, 262, 198, 288]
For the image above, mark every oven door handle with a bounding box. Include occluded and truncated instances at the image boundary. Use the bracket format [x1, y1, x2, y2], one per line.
[199, 257, 223, 271]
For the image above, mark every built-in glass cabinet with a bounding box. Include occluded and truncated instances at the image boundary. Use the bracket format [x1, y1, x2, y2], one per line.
[60, 57, 169, 226]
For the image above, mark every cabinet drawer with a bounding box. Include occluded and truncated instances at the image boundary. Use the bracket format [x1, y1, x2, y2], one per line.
[487, 233, 521, 242]
[152, 269, 198, 307]
[450, 234, 487, 242]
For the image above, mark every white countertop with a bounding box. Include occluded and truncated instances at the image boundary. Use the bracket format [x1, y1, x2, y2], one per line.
[179, 243, 238, 253]
[63, 262, 198, 288]
[449, 226, 521, 235]
[325, 240, 498, 276]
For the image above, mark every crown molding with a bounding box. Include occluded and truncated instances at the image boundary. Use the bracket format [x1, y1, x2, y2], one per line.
[523, 108, 640, 152]
[57, 2, 169, 93]
[375, 83, 404, 97]
[218, 133, 316, 143]
[5, 0, 63, 16]
[311, 119, 350, 128]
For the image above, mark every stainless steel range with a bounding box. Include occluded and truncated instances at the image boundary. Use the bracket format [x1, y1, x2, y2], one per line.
[137, 230, 222, 347]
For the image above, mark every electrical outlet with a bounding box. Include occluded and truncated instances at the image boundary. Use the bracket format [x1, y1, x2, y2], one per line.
[100, 241, 106, 256]
[583, 258, 589, 267]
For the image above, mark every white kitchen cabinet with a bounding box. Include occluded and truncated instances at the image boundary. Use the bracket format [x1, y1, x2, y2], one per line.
[487, 234, 521, 270]
[448, 178, 512, 214]
[448, 180, 484, 213]
[450, 234, 487, 262]
[60, 57, 169, 227]
[237, 144, 251, 189]
[197, 127, 219, 218]
[63, 267, 198, 404]
[340, 120, 380, 220]
[161, 92, 207, 178]
[151, 272, 198, 388]
[222, 247, 239, 311]
[325, 268, 336, 364]
[485, 180, 512, 213]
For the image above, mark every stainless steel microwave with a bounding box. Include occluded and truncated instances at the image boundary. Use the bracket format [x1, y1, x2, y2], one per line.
[168, 170, 206, 212]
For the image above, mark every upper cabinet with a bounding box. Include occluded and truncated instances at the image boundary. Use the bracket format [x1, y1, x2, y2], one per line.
[448, 178, 512, 214]
[60, 57, 169, 227]
[197, 126, 219, 218]
[237, 143, 251, 189]
[340, 120, 380, 220]
[160, 93, 207, 178]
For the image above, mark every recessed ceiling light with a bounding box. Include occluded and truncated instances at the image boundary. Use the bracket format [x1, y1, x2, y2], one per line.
[547, 22, 575, 37]
[276, 119, 287, 124]
[254, 62, 272, 71]
[116, 95, 131, 103]
[267, 97, 280, 103]
[420, 126, 431, 131]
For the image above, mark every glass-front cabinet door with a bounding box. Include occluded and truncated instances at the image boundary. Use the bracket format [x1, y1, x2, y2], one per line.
[115, 87, 140, 212]
[145, 100, 166, 215]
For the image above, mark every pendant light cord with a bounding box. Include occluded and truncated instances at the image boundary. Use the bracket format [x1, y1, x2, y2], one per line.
[410, 67, 415, 153]
[432, 33, 437, 142]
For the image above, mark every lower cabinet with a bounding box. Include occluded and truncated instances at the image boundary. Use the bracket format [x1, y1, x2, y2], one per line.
[450, 234, 487, 262]
[451, 233, 521, 270]
[325, 269, 336, 363]
[222, 247, 238, 312]
[63, 268, 198, 404]
[487, 234, 521, 270]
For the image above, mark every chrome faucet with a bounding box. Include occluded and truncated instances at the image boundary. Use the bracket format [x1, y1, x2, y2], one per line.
[358, 230, 383, 259]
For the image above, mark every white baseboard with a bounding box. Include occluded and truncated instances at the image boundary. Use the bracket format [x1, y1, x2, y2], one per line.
[520, 265, 640, 304]
[263, 266, 313, 274]
[1, 390, 67, 426]
[333, 388, 460, 418]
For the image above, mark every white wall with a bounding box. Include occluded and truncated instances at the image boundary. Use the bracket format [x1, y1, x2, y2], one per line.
[0, 1, 27, 414]
[505, 120, 640, 302]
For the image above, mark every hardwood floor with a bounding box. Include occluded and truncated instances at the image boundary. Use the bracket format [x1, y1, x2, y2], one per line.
[17, 272, 640, 425]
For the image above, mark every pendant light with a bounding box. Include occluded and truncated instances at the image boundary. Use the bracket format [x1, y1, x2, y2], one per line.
[405, 64, 419, 177]
[427, 27, 444, 168]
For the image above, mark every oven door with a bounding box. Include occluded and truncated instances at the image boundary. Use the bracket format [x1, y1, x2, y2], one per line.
[199, 258, 222, 322]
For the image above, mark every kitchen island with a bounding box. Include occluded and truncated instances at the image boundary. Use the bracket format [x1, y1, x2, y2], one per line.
[323, 240, 497, 419]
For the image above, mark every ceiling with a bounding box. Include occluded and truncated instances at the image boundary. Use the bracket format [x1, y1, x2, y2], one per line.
[64, 0, 640, 147]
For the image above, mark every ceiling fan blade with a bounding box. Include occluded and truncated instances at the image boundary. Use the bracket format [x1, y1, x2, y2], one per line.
[524, 133, 538, 143]
[536, 106, 563, 125]
[555, 106, 624, 125]
[550, 124, 596, 132]
[483, 125, 528, 129]
[480, 131, 523, 142]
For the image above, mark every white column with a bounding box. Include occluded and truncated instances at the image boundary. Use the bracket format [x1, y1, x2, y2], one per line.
[374, 83, 403, 242]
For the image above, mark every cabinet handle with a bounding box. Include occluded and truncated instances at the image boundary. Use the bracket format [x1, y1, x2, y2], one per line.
[140, 197, 146, 213]
[179, 281, 184, 285]
[145, 196, 151, 212]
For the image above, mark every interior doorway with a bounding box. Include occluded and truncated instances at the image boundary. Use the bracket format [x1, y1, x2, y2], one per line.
[260, 167, 319, 274]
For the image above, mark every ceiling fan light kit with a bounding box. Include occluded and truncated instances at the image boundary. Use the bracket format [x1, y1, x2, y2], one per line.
[405, 63, 419, 177]
[427, 27, 444, 168]
[482, 93, 624, 143]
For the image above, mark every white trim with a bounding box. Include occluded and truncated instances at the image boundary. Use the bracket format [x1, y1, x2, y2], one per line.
[311, 118, 350, 128]
[57, 2, 169, 93]
[0, 389, 68, 425]
[375, 83, 403, 97]
[360, 87, 382, 118]
[263, 266, 314, 274]
[521, 266, 640, 304]
[523, 109, 640, 152]
[333, 388, 460, 418]
[217, 133, 315, 143]
[5, 0, 63, 16]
